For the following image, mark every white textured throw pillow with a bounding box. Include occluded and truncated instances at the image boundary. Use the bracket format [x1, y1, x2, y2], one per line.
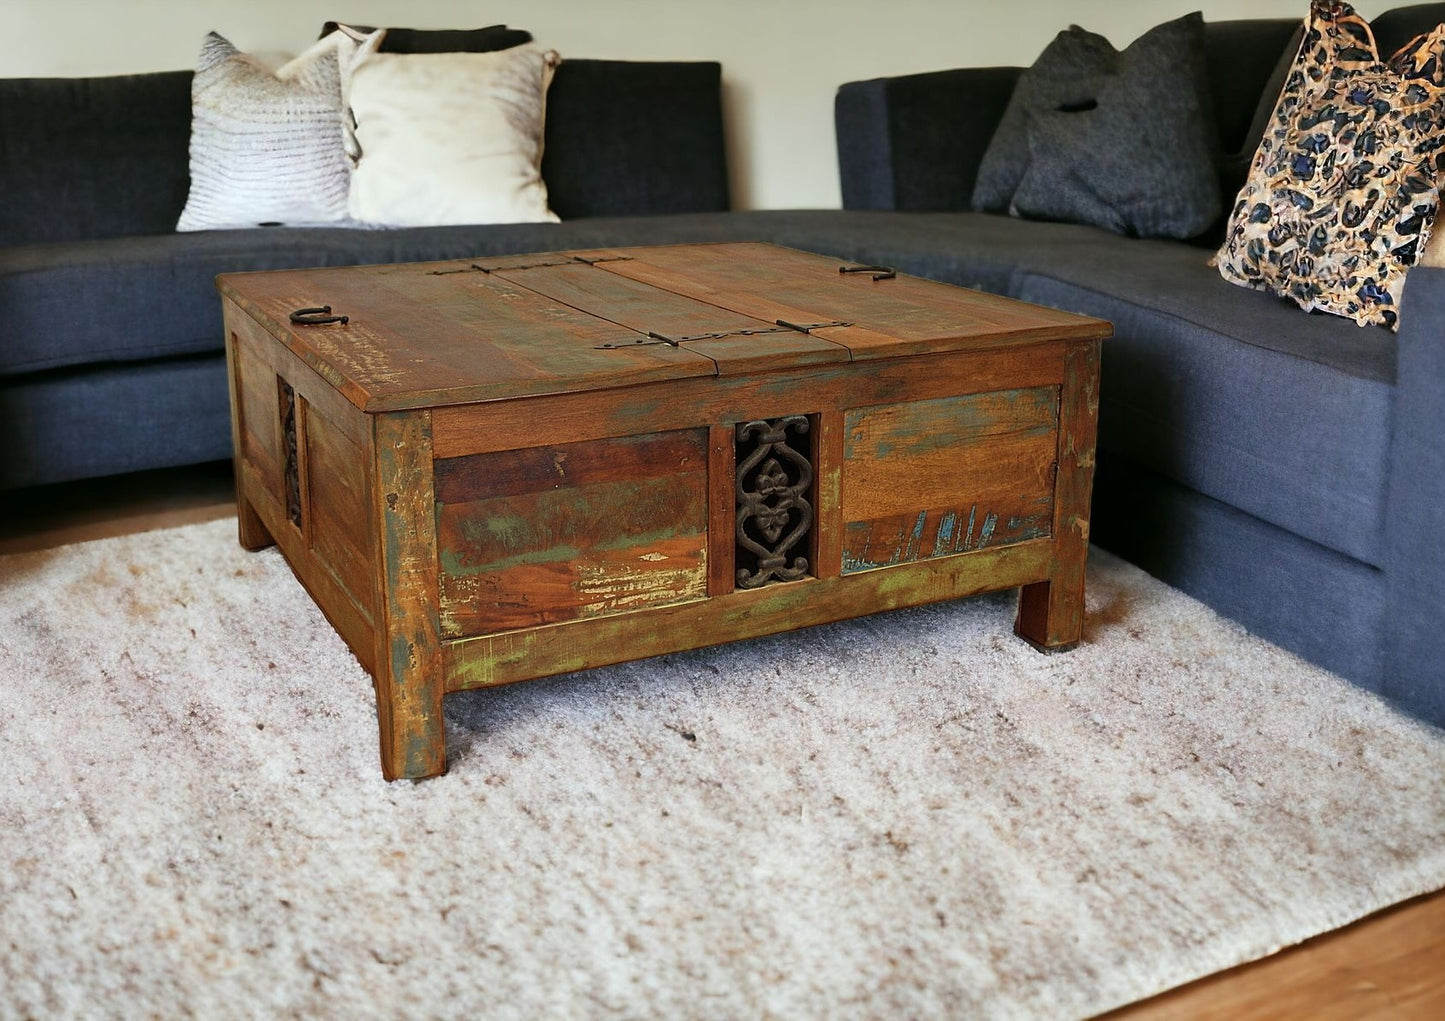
[177, 30, 382, 231]
[347, 46, 562, 227]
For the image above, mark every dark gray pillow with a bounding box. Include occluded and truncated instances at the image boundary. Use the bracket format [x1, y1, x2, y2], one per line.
[972, 12, 1222, 239]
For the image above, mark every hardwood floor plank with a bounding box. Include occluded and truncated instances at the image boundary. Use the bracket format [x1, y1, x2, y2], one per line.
[1101, 888, 1445, 1020]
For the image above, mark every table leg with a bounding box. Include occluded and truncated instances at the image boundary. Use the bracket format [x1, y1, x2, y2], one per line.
[236, 492, 274, 551]
[1016, 576, 1083, 652]
[372, 412, 447, 780]
[1015, 339, 1100, 654]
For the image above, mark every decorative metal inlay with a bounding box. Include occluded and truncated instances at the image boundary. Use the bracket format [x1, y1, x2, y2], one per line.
[278, 379, 302, 529]
[735, 415, 814, 589]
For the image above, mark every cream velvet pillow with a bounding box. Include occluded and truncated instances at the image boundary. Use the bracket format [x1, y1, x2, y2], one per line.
[347, 45, 561, 227]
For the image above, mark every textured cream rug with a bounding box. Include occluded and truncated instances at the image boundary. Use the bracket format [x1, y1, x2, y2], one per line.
[1, 519, 1442, 1019]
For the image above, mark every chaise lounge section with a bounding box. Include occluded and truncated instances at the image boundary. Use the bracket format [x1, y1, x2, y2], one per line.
[831, 7, 1445, 727]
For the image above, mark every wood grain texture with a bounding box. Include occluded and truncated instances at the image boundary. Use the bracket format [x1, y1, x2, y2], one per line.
[814, 411, 846, 580]
[304, 410, 375, 623]
[590, 242, 1112, 360]
[1016, 340, 1101, 650]
[226, 300, 379, 667]
[223, 313, 273, 553]
[239, 458, 376, 674]
[431, 343, 1067, 461]
[1104, 889, 1445, 1020]
[708, 424, 737, 596]
[371, 411, 446, 780]
[435, 431, 709, 636]
[217, 261, 716, 412]
[842, 388, 1059, 522]
[841, 499, 1053, 573]
[443, 539, 1055, 691]
[216, 244, 1107, 412]
[490, 262, 850, 375]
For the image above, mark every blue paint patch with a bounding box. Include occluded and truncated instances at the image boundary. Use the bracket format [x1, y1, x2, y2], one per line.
[978, 512, 998, 547]
[936, 511, 957, 550]
[903, 511, 927, 561]
[963, 506, 977, 551]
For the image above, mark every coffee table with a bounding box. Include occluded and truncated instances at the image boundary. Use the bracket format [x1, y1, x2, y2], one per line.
[217, 242, 1109, 780]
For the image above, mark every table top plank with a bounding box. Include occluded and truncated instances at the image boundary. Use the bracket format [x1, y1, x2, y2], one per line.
[217, 243, 1109, 412]
[589, 243, 1112, 360]
[489, 263, 851, 375]
[218, 259, 717, 412]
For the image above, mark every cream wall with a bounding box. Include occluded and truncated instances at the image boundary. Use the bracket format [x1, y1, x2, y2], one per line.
[0, 0, 1390, 209]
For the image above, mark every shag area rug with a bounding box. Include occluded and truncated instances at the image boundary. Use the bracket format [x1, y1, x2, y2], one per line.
[1, 519, 1442, 1019]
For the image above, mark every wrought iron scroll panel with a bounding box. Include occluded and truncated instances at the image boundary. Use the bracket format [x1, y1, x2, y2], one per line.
[734, 415, 814, 589]
[278, 378, 302, 530]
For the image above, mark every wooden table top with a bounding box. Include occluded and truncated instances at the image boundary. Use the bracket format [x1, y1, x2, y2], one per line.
[216, 241, 1111, 413]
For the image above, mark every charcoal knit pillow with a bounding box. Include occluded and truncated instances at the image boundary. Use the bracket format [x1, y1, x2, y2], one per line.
[317, 22, 532, 53]
[972, 12, 1222, 239]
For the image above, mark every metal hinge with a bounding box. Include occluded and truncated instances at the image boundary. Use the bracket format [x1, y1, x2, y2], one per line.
[427, 255, 634, 276]
[594, 319, 851, 351]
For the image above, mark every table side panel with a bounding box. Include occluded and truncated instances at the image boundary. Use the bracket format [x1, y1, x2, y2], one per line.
[224, 301, 379, 669]
[442, 539, 1055, 691]
[430, 344, 1067, 461]
[434, 429, 710, 637]
[840, 387, 1060, 573]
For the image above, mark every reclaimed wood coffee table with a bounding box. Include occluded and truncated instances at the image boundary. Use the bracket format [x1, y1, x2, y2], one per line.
[218, 242, 1109, 780]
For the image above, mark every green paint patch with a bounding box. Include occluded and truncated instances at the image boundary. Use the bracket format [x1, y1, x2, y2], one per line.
[844, 387, 1059, 460]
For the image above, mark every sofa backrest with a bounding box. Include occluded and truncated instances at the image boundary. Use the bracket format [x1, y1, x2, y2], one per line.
[0, 57, 729, 246]
[1203, 19, 1301, 158]
[837, 6, 1445, 219]
[544, 59, 730, 220]
[0, 71, 194, 247]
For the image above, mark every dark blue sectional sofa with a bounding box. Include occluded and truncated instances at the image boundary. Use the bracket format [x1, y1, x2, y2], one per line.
[2, 10, 1440, 727]
[833, 5, 1445, 727]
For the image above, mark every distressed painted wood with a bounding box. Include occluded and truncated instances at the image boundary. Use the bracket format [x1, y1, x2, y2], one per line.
[587, 242, 1110, 359]
[444, 540, 1055, 690]
[223, 317, 273, 552]
[224, 299, 377, 663]
[430, 344, 1069, 461]
[707, 425, 737, 596]
[371, 411, 446, 780]
[435, 431, 709, 636]
[841, 387, 1060, 572]
[1016, 340, 1102, 651]
[841, 498, 1054, 573]
[842, 388, 1059, 520]
[220, 243, 1108, 780]
[814, 411, 846, 579]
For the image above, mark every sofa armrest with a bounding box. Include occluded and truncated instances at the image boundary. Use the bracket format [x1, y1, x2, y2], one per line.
[1383, 267, 1445, 725]
[834, 66, 1020, 212]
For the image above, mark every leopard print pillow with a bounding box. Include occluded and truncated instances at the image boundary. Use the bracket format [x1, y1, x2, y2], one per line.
[1214, 1, 1445, 329]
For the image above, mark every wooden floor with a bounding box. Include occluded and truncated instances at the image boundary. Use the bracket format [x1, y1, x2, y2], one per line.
[4, 462, 1444, 1017]
[0, 460, 237, 555]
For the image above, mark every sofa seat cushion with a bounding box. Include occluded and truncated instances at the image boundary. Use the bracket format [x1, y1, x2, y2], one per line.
[734, 210, 1131, 295]
[1009, 240, 1395, 566]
